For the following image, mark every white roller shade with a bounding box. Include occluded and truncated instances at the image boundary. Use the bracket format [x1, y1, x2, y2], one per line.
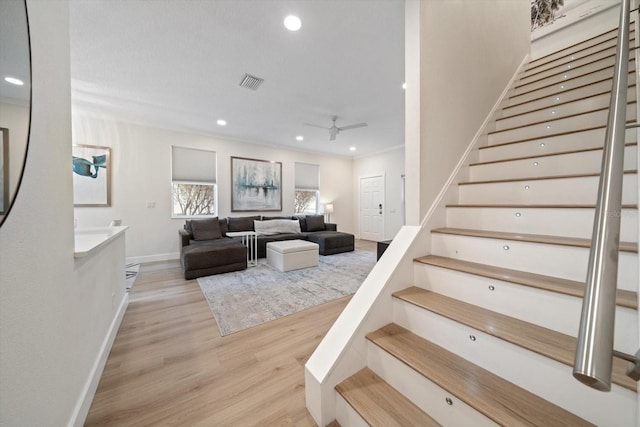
[295, 162, 319, 190]
[172, 146, 216, 183]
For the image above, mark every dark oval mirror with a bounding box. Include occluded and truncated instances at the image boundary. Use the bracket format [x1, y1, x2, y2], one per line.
[0, 0, 31, 227]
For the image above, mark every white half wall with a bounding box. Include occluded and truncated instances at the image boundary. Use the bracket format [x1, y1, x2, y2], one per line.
[353, 146, 405, 240]
[1, 1, 128, 425]
[71, 113, 356, 262]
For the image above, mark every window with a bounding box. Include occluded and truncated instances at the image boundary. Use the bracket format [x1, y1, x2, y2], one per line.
[294, 162, 319, 214]
[171, 146, 217, 217]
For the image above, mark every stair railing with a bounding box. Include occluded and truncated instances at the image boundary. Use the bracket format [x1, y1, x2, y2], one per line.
[573, 0, 640, 391]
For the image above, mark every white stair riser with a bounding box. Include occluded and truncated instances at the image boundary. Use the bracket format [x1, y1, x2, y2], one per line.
[412, 264, 638, 354]
[488, 106, 636, 146]
[508, 66, 635, 105]
[520, 48, 635, 86]
[526, 31, 619, 71]
[458, 174, 638, 205]
[503, 79, 616, 116]
[514, 56, 620, 95]
[335, 394, 369, 427]
[479, 128, 637, 163]
[470, 146, 638, 181]
[367, 343, 498, 427]
[430, 233, 638, 289]
[446, 207, 638, 242]
[496, 89, 637, 131]
[393, 300, 637, 427]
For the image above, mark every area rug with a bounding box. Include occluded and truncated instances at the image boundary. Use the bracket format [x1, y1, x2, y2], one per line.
[197, 250, 376, 336]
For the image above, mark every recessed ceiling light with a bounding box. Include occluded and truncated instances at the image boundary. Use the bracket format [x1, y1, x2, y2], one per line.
[4, 76, 23, 86]
[296, 135, 304, 141]
[284, 15, 302, 31]
[349, 146, 357, 152]
[216, 119, 227, 126]
[402, 82, 407, 90]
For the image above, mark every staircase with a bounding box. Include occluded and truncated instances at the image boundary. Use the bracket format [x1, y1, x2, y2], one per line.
[332, 26, 639, 426]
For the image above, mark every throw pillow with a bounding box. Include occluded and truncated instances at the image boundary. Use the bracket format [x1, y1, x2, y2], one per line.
[228, 216, 260, 232]
[254, 219, 301, 235]
[191, 218, 222, 241]
[293, 215, 307, 232]
[305, 215, 325, 232]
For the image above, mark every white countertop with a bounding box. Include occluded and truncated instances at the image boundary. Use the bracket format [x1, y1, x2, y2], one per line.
[74, 226, 129, 258]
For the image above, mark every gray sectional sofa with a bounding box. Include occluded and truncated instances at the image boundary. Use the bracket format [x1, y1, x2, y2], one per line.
[179, 215, 354, 279]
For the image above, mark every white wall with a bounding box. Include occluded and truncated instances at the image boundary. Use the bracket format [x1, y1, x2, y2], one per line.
[405, 0, 530, 223]
[71, 113, 355, 263]
[0, 1, 127, 425]
[353, 146, 405, 240]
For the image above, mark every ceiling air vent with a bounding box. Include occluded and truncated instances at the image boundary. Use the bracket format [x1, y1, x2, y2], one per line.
[239, 73, 264, 91]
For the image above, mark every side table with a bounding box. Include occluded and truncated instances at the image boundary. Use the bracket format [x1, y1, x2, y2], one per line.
[226, 231, 258, 267]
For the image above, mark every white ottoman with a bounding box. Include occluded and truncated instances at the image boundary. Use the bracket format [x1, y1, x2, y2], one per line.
[266, 240, 319, 272]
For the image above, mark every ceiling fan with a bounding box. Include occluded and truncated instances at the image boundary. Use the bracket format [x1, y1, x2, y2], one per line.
[304, 116, 368, 141]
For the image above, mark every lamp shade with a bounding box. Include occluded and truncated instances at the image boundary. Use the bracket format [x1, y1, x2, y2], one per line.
[325, 204, 334, 214]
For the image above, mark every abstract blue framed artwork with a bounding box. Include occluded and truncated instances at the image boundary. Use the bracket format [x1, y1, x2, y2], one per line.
[231, 156, 282, 212]
[72, 144, 111, 207]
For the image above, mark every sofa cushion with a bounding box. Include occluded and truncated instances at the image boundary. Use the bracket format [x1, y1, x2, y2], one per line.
[228, 215, 260, 232]
[261, 215, 293, 221]
[254, 219, 301, 235]
[305, 215, 326, 232]
[190, 217, 223, 240]
[293, 215, 307, 232]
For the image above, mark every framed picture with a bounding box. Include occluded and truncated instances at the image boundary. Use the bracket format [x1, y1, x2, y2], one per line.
[72, 144, 111, 207]
[0, 128, 8, 215]
[231, 156, 282, 212]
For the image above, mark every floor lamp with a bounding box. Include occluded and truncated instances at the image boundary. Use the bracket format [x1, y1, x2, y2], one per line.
[325, 203, 334, 223]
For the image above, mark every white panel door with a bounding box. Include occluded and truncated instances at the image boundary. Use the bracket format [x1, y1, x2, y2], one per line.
[360, 175, 384, 241]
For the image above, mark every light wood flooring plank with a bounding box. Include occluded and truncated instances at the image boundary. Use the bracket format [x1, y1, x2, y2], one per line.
[85, 244, 375, 426]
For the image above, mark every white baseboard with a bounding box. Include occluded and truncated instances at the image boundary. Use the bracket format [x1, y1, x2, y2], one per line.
[126, 252, 180, 265]
[68, 293, 129, 427]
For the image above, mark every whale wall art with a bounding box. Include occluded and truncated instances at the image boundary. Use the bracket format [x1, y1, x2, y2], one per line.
[72, 144, 111, 207]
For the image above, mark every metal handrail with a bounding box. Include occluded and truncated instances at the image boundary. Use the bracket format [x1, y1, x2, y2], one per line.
[573, 0, 631, 391]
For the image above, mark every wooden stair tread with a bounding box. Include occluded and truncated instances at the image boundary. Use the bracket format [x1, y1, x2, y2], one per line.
[469, 143, 637, 167]
[413, 254, 637, 309]
[513, 61, 636, 99]
[393, 286, 636, 391]
[431, 227, 638, 253]
[335, 367, 440, 427]
[516, 53, 621, 90]
[458, 169, 637, 186]
[326, 421, 341, 427]
[505, 72, 635, 111]
[480, 125, 613, 149]
[524, 36, 636, 80]
[499, 86, 636, 121]
[366, 324, 594, 426]
[527, 26, 626, 68]
[489, 103, 635, 136]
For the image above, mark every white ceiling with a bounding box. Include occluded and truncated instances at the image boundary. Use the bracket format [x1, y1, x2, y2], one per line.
[69, 0, 406, 158]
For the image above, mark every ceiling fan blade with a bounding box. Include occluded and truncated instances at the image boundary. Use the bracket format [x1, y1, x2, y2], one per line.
[338, 122, 368, 131]
[303, 122, 330, 130]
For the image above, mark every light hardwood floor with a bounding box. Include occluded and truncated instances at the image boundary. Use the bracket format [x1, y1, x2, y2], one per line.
[85, 240, 377, 426]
